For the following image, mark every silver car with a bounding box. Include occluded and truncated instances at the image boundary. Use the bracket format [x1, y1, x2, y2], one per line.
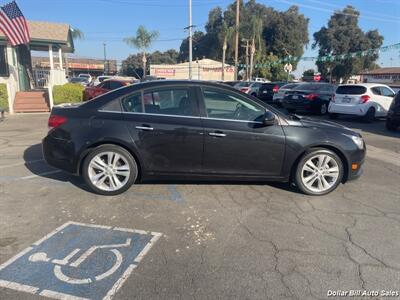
[234, 81, 263, 96]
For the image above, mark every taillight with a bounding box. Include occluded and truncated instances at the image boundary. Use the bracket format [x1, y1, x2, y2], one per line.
[360, 95, 370, 104]
[48, 115, 67, 129]
[304, 93, 318, 101]
[240, 87, 250, 93]
[273, 85, 279, 93]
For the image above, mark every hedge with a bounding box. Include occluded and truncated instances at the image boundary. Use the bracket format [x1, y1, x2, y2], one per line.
[0, 83, 8, 111]
[53, 83, 84, 105]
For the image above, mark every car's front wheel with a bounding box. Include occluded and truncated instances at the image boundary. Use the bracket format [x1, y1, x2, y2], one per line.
[82, 144, 138, 196]
[294, 148, 344, 196]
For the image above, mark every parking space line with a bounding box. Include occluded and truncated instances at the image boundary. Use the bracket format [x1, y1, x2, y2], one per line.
[102, 264, 137, 300]
[32, 221, 73, 246]
[0, 159, 44, 169]
[134, 233, 162, 264]
[0, 247, 33, 272]
[367, 145, 400, 167]
[39, 289, 90, 300]
[68, 221, 112, 230]
[20, 170, 61, 180]
[0, 280, 38, 294]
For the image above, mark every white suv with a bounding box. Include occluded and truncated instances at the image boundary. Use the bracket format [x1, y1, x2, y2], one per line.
[328, 83, 395, 122]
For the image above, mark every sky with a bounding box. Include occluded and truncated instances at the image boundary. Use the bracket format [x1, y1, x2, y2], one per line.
[16, 0, 400, 77]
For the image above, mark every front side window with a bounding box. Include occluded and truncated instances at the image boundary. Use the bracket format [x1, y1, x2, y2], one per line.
[143, 88, 198, 116]
[202, 88, 265, 122]
[121, 92, 143, 113]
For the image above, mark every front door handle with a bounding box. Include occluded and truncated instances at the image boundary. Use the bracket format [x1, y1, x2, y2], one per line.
[135, 125, 154, 131]
[209, 132, 226, 137]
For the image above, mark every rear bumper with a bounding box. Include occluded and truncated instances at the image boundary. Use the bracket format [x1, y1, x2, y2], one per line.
[42, 133, 79, 174]
[328, 103, 368, 116]
[282, 100, 317, 111]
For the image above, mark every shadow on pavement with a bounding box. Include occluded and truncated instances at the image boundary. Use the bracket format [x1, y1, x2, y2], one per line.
[23, 143, 301, 195]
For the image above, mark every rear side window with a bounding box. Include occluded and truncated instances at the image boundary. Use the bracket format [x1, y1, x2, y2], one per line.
[109, 81, 124, 90]
[336, 86, 367, 95]
[143, 88, 198, 117]
[121, 92, 143, 113]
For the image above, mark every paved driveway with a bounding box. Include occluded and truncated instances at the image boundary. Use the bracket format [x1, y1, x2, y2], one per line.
[0, 113, 399, 300]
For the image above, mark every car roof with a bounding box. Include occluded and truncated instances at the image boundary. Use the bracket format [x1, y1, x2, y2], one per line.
[338, 83, 390, 87]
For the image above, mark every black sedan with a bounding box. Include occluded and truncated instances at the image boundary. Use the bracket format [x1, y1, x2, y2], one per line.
[43, 80, 365, 196]
[282, 82, 336, 115]
[257, 82, 287, 103]
[386, 91, 400, 131]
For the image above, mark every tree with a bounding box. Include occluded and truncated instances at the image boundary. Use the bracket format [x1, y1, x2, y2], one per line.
[303, 69, 315, 77]
[254, 53, 286, 81]
[313, 6, 383, 82]
[220, 22, 235, 80]
[71, 28, 84, 40]
[120, 49, 179, 78]
[124, 26, 159, 78]
[178, 0, 309, 74]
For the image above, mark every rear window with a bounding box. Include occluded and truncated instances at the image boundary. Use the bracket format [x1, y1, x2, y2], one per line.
[336, 85, 367, 95]
[260, 83, 276, 90]
[281, 83, 298, 90]
[235, 82, 252, 87]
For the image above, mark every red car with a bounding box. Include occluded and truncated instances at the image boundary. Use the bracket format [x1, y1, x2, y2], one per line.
[83, 79, 132, 101]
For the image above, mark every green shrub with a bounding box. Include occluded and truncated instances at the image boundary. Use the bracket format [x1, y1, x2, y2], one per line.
[0, 83, 8, 111]
[53, 83, 84, 105]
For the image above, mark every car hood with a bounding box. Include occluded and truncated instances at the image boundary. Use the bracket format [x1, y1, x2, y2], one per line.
[299, 116, 359, 135]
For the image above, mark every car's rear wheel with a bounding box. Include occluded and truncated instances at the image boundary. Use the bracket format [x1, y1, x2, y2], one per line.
[386, 119, 397, 131]
[319, 103, 328, 115]
[294, 148, 344, 196]
[83, 145, 138, 196]
[363, 107, 375, 123]
[328, 113, 338, 119]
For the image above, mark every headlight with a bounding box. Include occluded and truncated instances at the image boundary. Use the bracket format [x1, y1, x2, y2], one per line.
[345, 134, 364, 149]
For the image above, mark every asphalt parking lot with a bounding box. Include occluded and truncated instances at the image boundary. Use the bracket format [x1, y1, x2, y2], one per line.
[0, 113, 400, 300]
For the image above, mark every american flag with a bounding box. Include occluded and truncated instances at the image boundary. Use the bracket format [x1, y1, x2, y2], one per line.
[0, 1, 30, 46]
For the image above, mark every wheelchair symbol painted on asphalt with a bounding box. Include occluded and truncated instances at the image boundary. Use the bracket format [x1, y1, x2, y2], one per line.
[0, 222, 162, 300]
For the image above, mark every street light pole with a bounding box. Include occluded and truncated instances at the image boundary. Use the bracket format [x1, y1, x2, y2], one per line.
[234, 0, 240, 80]
[188, 0, 193, 80]
[103, 42, 107, 75]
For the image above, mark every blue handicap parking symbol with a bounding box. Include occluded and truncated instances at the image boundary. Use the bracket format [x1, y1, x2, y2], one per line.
[0, 222, 162, 300]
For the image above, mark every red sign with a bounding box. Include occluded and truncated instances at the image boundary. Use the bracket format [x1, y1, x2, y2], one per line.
[154, 68, 175, 76]
[313, 75, 321, 82]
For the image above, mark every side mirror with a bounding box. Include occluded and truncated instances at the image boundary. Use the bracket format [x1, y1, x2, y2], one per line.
[263, 111, 276, 126]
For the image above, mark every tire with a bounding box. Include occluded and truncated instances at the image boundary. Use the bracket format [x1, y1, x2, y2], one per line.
[319, 103, 328, 115]
[363, 107, 375, 123]
[294, 148, 344, 196]
[328, 113, 338, 119]
[386, 119, 397, 131]
[251, 92, 257, 97]
[82, 144, 138, 196]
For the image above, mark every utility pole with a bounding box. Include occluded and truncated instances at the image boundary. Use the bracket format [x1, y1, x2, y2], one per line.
[249, 38, 255, 81]
[234, 0, 240, 80]
[103, 42, 107, 75]
[241, 39, 250, 81]
[188, 0, 193, 80]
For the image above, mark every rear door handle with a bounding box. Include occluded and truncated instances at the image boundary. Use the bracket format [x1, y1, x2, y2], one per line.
[135, 125, 154, 131]
[209, 132, 226, 137]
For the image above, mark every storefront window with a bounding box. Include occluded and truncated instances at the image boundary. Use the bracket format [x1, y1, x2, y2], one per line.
[0, 46, 9, 77]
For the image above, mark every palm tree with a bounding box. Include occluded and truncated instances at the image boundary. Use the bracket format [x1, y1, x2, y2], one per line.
[71, 28, 84, 40]
[249, 17, 263, 80]
[124, 26, 159, 78]
[220, 22, 235, 81]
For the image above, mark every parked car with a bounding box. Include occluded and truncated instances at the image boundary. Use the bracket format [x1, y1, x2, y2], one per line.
[282, 82, 336, 115]
[92, 76, 112, 86]
[328, 83, 396, 122]
[69, 77, 89, 87]
[78, 73, 92, 83]
[272, 83, 301, 106]
[234, 81, 263, 97]
[83, 79, 132, 101]
[253, 77, 269, 82]
[222, 81, 240, 87]
[386, 91, 400, 131]
[257, 82, 287, 104]
[43, 80, 365, 196]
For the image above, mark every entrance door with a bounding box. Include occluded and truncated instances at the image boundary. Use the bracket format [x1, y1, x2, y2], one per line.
[16, 45, 32, 91]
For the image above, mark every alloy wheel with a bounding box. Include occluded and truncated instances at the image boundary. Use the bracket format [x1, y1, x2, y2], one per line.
[88, 151, 131, 192]
[300, 154, 340, 193]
